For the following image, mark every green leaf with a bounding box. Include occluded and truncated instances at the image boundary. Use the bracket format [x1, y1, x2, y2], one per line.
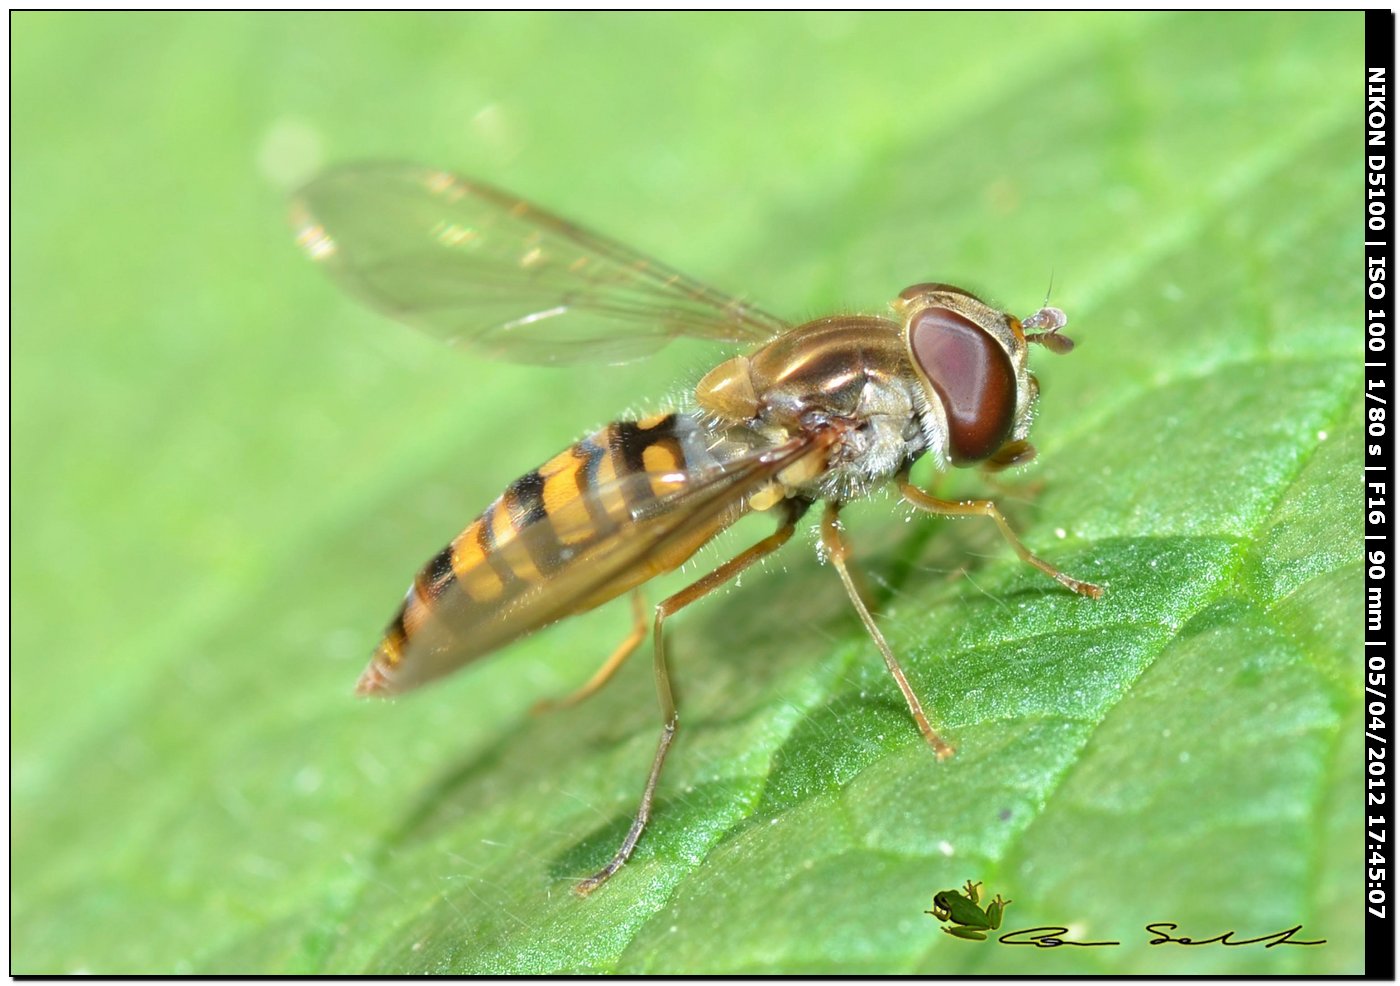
[13, 11, 1363, 975]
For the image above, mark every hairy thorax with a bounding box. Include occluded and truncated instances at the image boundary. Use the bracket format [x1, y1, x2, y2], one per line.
[696, 315, 932, 503]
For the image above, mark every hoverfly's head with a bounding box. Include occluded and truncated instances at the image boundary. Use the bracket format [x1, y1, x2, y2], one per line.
[892, 283, 1076, 470]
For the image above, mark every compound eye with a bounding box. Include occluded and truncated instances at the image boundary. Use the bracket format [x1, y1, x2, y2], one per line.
[908, 306, 1016, 464]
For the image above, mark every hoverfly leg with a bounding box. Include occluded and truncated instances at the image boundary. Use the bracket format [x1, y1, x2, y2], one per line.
[819, 503, 956, 761]
[532, 591, 648, 714]
[895, 472, 1104, 599]
[575, 501, 808, 896]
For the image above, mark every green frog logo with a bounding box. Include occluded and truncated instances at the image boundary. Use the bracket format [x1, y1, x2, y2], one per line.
[927, 880, 1011, 941]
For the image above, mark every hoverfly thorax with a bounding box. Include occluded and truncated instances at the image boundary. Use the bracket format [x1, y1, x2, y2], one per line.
[894, 283, 1075, 469]
[695, 313, 923, 502]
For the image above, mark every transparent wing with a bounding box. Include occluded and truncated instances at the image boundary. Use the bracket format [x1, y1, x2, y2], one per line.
[361, 431, 829, 695]
[291, 163, 790, 365]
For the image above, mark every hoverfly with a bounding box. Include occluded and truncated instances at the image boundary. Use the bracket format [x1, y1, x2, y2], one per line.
[292, 164, 1103, 896]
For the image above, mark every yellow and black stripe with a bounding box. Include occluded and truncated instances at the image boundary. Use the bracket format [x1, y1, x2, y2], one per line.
[357, 413, 714, 695]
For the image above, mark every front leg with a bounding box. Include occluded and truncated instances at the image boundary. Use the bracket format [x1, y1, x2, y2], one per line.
[896, 471, 1104, 599]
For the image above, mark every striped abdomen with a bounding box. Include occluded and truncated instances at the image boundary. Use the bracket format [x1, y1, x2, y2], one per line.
[357, 412, 739, 695]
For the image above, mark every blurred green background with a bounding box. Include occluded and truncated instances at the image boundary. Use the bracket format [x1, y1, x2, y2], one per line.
[13, 11, 1364, 974]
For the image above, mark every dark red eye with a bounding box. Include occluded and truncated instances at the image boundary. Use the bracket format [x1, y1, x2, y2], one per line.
[908, 306, 1016, 465]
